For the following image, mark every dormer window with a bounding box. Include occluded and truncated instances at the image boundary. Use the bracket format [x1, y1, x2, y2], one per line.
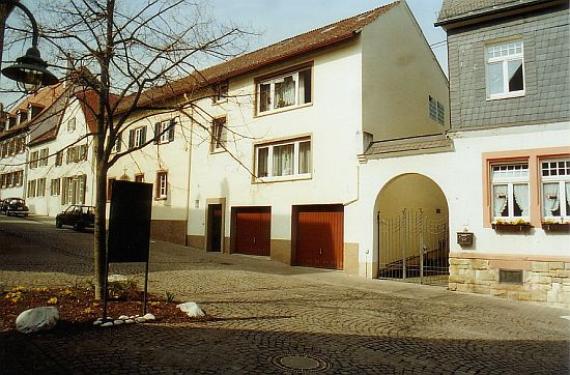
[486, 40, 525, 100]
[27, 105, 33, 122]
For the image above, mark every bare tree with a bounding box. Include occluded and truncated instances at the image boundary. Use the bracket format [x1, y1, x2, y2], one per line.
[8, 0, 251, 299]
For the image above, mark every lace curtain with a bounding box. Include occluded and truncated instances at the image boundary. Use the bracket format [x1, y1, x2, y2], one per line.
[493, 185, 508, 217]
[273, 144, 293, 176]
[274, 76, 295, 109]
[513, 184, 529, 217]
[542, 183, 560, 217]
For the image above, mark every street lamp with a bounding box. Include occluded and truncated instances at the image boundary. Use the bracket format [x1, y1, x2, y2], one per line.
[1, 0, 57, 92]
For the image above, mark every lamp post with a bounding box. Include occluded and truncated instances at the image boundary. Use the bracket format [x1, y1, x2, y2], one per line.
[0, 0, 57, 91]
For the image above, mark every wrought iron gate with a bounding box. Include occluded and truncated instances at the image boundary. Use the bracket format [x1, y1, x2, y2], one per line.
[377, 209, 449, 286]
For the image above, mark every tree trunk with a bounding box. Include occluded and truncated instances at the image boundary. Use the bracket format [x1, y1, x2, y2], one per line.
[93, 135, 108, 300]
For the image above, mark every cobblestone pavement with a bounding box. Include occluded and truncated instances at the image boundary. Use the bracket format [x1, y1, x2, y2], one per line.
[1, 215, 569, 374]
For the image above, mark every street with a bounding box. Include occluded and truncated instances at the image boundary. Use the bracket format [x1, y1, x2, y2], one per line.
[0, 214, 569, 374]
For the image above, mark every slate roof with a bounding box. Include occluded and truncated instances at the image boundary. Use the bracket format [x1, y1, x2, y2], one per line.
[118, 1, 400, 112]
[436, 0, 554, 24]
[363, 134, 454, 159]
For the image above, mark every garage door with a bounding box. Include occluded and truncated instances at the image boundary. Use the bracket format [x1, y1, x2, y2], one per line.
[293, 204, 344, 269]
[233, 207, 271, 256]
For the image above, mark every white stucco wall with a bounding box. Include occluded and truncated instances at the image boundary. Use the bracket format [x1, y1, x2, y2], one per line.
[188, 39, 364, 242]
[356, 121, 570, 277]
[361, 2, 450, 142]
[26, 100, 95, 216]
[107, 111, 192, 221]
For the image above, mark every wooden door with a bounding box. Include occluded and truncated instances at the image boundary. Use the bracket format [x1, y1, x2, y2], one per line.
[293, 204, 344, 269]
[207, 204, 222, 252]
[233, 207, 271, 256]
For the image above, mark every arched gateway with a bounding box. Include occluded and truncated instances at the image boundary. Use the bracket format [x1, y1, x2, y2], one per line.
[374, 173, 449, 285]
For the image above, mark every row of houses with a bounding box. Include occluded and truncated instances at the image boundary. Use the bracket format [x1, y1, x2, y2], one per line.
[0, 0, 568, 308]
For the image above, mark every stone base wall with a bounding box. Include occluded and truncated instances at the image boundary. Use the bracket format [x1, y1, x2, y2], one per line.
[449, 256, 570, 308]
[150, 220, 187, 245]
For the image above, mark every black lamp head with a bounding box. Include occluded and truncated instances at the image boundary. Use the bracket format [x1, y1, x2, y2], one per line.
[2, 46, 59, 91]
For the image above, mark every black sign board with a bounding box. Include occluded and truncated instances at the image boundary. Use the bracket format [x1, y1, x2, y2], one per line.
[107, 180, 153, 263]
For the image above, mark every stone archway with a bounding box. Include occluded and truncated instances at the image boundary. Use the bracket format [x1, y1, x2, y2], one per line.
[374, 173, 449, 285]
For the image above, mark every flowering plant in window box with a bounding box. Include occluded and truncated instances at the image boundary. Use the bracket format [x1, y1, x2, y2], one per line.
[541, 219, 570, 232]
[492, 218, 533, 232]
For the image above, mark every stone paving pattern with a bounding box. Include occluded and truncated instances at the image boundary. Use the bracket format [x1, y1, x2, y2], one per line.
[1, 215, 569, 374]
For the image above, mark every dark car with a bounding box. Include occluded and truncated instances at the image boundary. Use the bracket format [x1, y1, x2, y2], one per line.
[56, 205, 95, 231]
[1, 197, 29, 217]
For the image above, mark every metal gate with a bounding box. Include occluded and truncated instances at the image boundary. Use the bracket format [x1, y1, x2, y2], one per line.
[377, 209, 449, 286]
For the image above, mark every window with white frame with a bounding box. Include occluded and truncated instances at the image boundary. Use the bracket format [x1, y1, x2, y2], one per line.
[39, 148, 49, 167]
[156, 171, 168, 199]
[541, 159, 570, 221]
[491, 163, 529, 221]
[111, 132, 122, 153]
[36, 178, 46, 197]
[50, 178, 61, 196]
[154, 119, 175, 144]
[257, 67, 312, 114]
[486, 40, 525, 99]
[128, 126, 146, 149]
[255, 138, 311, 180]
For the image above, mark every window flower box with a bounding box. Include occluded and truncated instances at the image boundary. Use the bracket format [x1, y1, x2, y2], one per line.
[492, 220, 533, 232]
[542, 222, 570, 232]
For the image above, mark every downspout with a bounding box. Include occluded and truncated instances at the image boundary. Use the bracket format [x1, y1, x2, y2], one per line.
[183, 103, 194, 246]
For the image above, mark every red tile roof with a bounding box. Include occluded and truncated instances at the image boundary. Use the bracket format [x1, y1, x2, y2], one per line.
[0, 83, 67, 140]
[118, 1, 400, 112]
[75, 90, 120, 134]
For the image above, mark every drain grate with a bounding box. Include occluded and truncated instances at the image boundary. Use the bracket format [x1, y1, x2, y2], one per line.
[271, 354, 330, 373]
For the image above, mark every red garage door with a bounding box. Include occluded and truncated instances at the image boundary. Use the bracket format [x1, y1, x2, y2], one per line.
[233, 207, 271, 256]
[293, 204, 344, 269]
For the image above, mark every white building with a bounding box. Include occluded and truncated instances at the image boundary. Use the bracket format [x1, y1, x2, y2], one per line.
[26, 90, 99, 216]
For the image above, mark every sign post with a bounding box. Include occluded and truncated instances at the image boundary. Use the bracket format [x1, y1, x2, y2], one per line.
[103, 180, 153, 319]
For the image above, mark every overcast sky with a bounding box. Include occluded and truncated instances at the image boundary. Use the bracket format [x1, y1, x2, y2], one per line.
[1, 0, 447, 107]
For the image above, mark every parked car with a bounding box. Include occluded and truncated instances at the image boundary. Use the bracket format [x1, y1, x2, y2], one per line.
[0, 198, 29, 217]
[56, 205, 95, 231]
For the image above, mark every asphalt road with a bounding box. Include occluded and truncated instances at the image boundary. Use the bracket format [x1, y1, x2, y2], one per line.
[1, 214, 569, 374]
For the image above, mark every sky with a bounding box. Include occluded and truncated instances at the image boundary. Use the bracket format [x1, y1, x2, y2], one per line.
[203, 0, 448, 72]
[0, 0, 447, 107]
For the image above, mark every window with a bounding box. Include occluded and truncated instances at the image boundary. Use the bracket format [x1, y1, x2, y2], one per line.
[27, 180, 36, 198]
[39, 148, 49, 167]
[66, 145, 87, 164]
[491, 163, 529, 221]
[154, 119, 175, 145]
[128, 126, 146, 149]
[541, 159, 570, 221]
[210, 117, 226, 152]
[213, 81, 228, 103]
[255, 138, 311, 181]
[50, 178, 61, 196]
[62, 175, 86, 205]
[135, 174, 144, 183]
[107, 178, 116, 201]
[111, 132, 122, 153]
[486, 40, 524, 99]
[257, 67, 312, 114]
[55, 151, 63, 166]
[156, 171, 168, 199]
[30, 151, 39, 169]
[67, 117, 76, 132]
[428, 96, 445, 125]
[36, 178, 46, 197]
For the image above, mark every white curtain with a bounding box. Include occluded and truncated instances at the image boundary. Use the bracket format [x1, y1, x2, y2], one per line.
[298, 142, 311, 174]
[542, 183, 560, 216]
[493, 185, 508, 217]
[274, 76, 295, 108]
[513, 184, 529, 217]
[273, 145, 293, 176]
[566, 182, 570, 213]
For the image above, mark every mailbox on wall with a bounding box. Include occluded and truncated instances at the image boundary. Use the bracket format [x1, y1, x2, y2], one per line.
[456, 232, 474, 247]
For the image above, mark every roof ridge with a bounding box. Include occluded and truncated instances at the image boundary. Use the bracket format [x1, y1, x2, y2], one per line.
[201, 0, 402, 79]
